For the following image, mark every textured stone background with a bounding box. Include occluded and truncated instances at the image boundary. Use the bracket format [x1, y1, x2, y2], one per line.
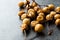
[0, 0, 60, 40]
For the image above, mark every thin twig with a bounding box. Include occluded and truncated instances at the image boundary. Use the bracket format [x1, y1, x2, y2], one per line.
[46, 22, 53, 35]
[46, 21, 57, 35]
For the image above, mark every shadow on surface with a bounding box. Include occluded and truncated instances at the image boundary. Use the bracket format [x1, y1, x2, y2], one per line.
[29, 32, 45, 40]
[57, 25, 60, 30]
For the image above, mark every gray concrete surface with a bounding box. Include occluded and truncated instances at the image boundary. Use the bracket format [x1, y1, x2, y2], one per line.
[0, 0, 60, 40]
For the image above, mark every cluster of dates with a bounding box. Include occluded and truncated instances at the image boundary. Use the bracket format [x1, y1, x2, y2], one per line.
[18, 0, 60, 34]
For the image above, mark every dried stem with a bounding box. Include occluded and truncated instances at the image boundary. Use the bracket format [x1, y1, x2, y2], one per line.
[46, 22, 53, 35]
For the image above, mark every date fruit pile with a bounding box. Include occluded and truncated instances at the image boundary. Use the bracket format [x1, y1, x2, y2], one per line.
[18, 0, 60, 34]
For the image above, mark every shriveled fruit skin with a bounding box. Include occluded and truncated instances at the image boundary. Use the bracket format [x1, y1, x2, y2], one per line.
[18, 2, 24, 7]
[35, 24, 44, 32]
[28, 9, 35, 13]
[54, 14, 60, 19]
[31, 21, 39, 27]
[21, 13, 28, 20]
[34, 6, 39, 12]
[46, 14, 53, 21]
[55, 19, 60, 25]
[36, 15, 44, 23]
[23, 18, 30, 25]
[37, 9, 43, 13]
[27, 12, 35, 18]
[50, 11, 56, 17]
[21, 24, 28, 31]
[18, 10, 25, 16]
[55, 7, 60, 12]
[42, 7, 50, 13]
[31, 2, 37, 7]
[38, 13, 45, 17]
[28, 9, 35, 18]
[48, 4, 55, 10]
